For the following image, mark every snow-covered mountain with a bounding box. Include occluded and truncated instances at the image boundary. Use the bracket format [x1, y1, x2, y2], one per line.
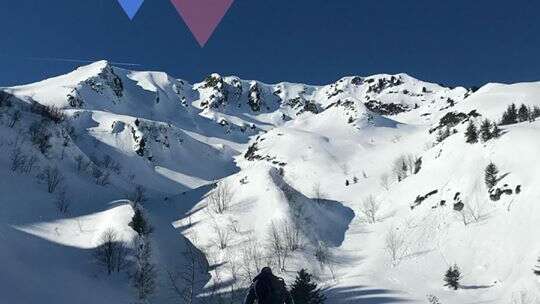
[1, 61, 540, 304]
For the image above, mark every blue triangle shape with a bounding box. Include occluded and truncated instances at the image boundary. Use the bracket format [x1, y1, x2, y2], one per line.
[117, 0, 145, 20]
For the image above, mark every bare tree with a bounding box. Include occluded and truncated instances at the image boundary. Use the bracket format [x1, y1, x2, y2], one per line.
[28, 121, 52, 154]
[212, 223, 230, 250]
[168, 238, 203, 304]
[130, 185, 147, 204]
[314, 241, 337, 279]
[132, 236, 157, 302]
[380, 173, 390, 191]
[8, 110, 21, 128]
[208, 182, 233, 214]
[10, 147, 26, 172]
[312, 182, 326, 204]
[280, 219, 303, 251]
[55, 188, 70, 214]
[24, 154, 38, 174]
[240, 236, 264, 282]
[384, 227, 407, 266]
[37, 165, 64, 193]
[359, 195, 381, 224]
[267, 221, 290, 270]
[93, 229, 128, 275]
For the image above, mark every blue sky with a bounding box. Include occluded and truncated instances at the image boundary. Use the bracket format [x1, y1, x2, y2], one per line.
[1, 0, 539, 87]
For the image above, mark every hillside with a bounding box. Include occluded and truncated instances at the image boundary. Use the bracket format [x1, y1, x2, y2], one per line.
[1, 61, 539, 304]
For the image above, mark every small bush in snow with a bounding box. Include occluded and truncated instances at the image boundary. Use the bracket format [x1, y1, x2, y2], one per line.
[37, 165, 64, 193]
[29, 121, 52, 154]
[359, 195, 381, 224]
[443, 264, 461, 290]
[55, 188, 70, 214]
[212, 223, 230, 250]
[130, 185, 147, 204]
[10, 147, 26, 172]
[426, 294, 441, 304]
[208, 182, 233, 214]
[267, 221, 290, 270]
[384, 227, 407, 266]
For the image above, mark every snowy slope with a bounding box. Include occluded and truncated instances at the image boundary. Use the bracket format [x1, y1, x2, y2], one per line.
[1, 61, 540, 304]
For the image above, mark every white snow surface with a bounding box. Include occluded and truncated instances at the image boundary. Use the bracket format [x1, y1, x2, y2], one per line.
[1, 61, 540, 303]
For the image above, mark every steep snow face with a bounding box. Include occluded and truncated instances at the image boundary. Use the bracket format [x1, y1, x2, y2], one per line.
[2, 62, 540, 304]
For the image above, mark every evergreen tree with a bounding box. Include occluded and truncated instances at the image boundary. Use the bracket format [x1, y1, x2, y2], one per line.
[479, 119, 492, 142]
[130, 208, 153, 236]
[485, 162, 499, 189]
[491, 123, 502, 138]
[501, 103, 518, 125]
[532, 106, 540, 120]
[518, 104, 530, 122]
[291, 269, 326, 304]
[437, 127, 452, 142]
[443, 264, 461, 290]
[464, 121, 478, 144]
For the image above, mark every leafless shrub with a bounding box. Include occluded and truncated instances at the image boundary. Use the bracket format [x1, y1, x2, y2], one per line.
[37, 165, 64, 193]
[8, 110, 21, 128]
[168, 238, 205, 304]
[132, 236, 156, 302]
[384, 226, 407, 266]
[240, 236, 264, 282]
[28, 121, 52, 154]
[312, 182, 326, 204]
[10, 147, 26, 172]
[510, 291, 537, 304]
[93, 229, 129, 275]
[212, 223, 230, 250]
[208, 182, 233, 214]
[55, 188, 70, 214]
[460, 199, 488, 226]
[359, 195, 381, 224]
[130, 185, 147, 204]
[280, 219, 303, 251]
[267, 221, 290, 270]
[426, 294, 441, 304]
[92, 166, 110, 186]
[25, 154, 38, 174]
[380, 173, 390, 190]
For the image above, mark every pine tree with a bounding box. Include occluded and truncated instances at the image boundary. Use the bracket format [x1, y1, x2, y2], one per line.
[443, 264, 461, 290]
[491, 123, 502, 138]
[485, 162, 499, 189]
[479, 119, 492, 142]
[518, 103, 530, 122]
[464, 121, 478, 144]
[532, 106, 540, 120]
[291, 269, 326, 304]
[130, 208, 153, 236]
[501, 103, 518, 125]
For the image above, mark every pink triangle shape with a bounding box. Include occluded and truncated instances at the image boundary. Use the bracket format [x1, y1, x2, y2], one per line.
[170, 0, 234, 47]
